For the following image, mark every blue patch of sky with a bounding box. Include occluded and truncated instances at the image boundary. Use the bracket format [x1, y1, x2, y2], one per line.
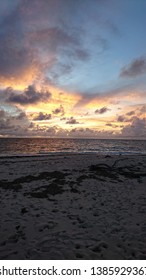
[55, 0, 146, 93]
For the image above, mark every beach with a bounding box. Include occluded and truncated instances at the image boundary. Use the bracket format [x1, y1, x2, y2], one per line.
[0, 153, 146, 260]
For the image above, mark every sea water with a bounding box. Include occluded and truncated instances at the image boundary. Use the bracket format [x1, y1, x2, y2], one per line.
[0, 138, 146, 156]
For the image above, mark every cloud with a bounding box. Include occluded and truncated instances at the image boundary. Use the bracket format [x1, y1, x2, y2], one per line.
[15, 111, 27, 120]
[120, 57, 146, 78]
[0, 106, 57, 137]
[0, 109, 12, 131]
[0, 109, 6, 118]
[0, 4, 39, 80]
[106, 123, 112, 127]
[0, 0, 101, 90]
[0, 2, 85, 86]
[117, 115, 126, 122]
[106, 123, 119, 128]
[69, 127, 95, 137]
[95, 106, 110, 114]
[75, 80, 145, 107]
[117, 111, 140, 123]
[117, 114, 135, 122]
[0, 108, 27, 122]
[0, 119, 13, 131]
[121, 117, 146, 138]
[6, 85, 51, 105]
[75, 79, 144, 107]
[104, 20, 121, 37]
[0, 107, 31, 135]
[68, 127, 114, 138]
[140, 105, 146, 114]
[126, 110, 135, 116]
[33, 112, 52, 121]
[74, 49, 90, 61]
[0, 37, 37, 79]
[28, 27, 79, 52]
[60, 117, 66, 121]
[66, 117, 79, 124]
[52, 105, 64, 116]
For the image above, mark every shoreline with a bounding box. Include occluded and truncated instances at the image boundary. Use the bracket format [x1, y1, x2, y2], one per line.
[0, 153, 146, 259]
[0, 150, 146, 159]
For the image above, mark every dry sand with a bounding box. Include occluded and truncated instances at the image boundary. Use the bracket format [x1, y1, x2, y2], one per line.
[0, 153, 146, 260]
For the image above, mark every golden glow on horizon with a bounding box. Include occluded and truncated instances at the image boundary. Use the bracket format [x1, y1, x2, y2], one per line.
[26, 86, 81, 117]
[0, 72, 145, 137]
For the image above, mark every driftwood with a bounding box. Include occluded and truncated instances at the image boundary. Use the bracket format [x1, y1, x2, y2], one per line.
[89, 158, 146, 179]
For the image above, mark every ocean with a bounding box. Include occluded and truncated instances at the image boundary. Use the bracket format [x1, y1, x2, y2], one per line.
[0, 138, 146, 156]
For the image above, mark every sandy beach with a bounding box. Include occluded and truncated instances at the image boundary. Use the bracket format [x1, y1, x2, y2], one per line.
[0, 153, 146, 260]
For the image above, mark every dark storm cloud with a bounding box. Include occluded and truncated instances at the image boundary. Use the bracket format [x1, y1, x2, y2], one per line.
[121, 117, 146, 138]
[15, 111, 27, 120]
[117, 112, 139, 123]
[117, 115, 126, 122]
[120, 57, 146, 78]
[106, 123, 112, 127]
[0, 106, 30, 133]
[66, 117, 79, 124]
[33, 112, 52, 121]
[0, 37, 36, 78]
[0, 2, 38, 79]
[106, 123, 119, 128]
[117, 113, 135, 122]
[6, 85, 51, 105]
[0, 0, 112, 89]
[126, 110, 135, 116]
[95, 106, 110, 114]
[0, 0, 91, 82]
[53, 105, 64, 116]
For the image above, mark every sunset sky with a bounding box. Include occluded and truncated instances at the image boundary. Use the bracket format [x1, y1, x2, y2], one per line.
[0, 0, 146, 138]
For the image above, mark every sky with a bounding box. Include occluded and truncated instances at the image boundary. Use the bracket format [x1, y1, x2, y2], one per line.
[0, 0, 146, 138]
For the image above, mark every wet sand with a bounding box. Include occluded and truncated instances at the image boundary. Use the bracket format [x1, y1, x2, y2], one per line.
[0, 153, 146, 259]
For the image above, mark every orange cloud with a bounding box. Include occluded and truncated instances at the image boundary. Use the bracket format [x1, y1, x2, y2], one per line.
[0, 65, 40, 90]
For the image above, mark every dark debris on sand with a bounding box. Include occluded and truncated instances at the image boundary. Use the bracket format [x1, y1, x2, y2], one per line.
[89, 158, 146, 181]
[0, 171, 68, 197]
